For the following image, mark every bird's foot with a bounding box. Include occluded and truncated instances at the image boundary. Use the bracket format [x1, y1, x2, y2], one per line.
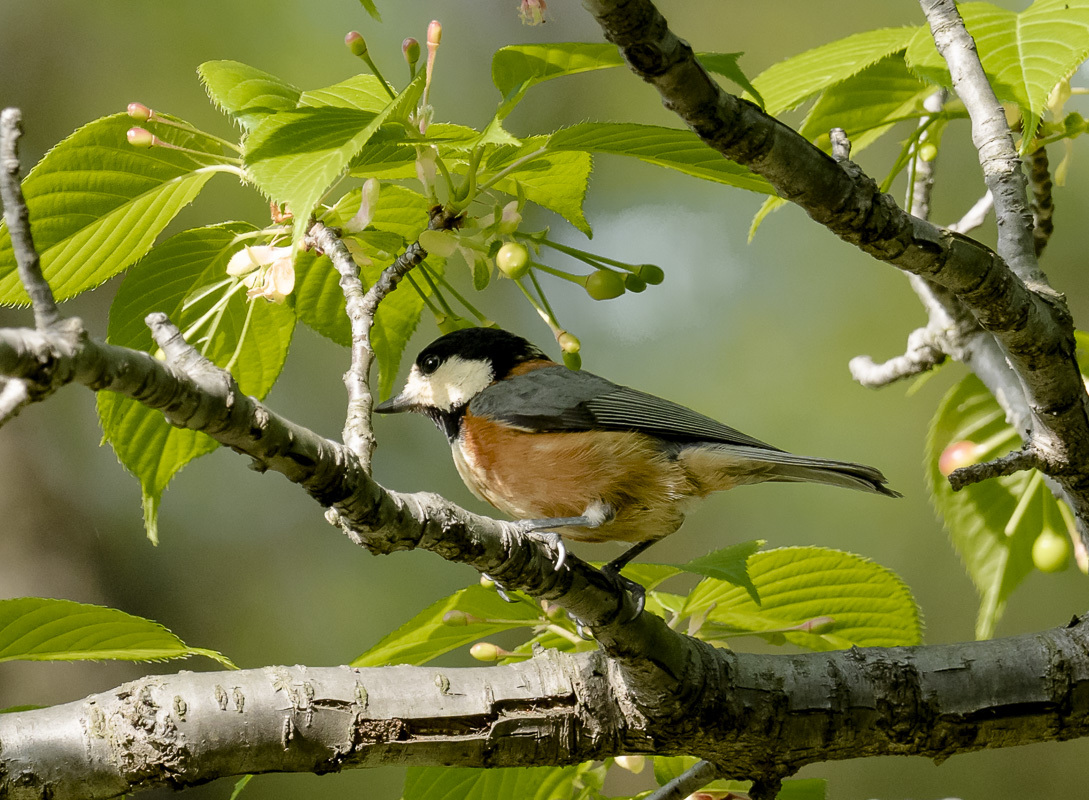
[515, 523, 568, 571]
[481, 573, 517, 603]
[600, 561, 647, 623]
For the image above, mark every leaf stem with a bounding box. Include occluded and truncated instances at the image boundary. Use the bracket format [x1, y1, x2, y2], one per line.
[471, 146, 548, 199]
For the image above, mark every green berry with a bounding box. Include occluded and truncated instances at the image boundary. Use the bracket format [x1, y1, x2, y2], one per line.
[585, 269, 625, 300]
[635, 264, 665, 285]
[562, 351, 582, 370]
[469, 642, 501, 662]
[1033, 528, 1071, 573]
[496, 242, 531, 278]
[557, 331, 580, 353]
[918, 143, 938, 162]
[624, 273, 647, 293]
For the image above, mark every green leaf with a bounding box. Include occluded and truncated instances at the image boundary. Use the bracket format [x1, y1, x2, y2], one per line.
[674, 540, 764, 603]
[298, 184, 434, 398]
[1, 705, 45, 714]
[298, 74, 393, 112]
[352, 585, 542, 667]
[906, 0, 1089, 140]
[229, 775, 254, 800]
[799, 55, 932, 154]
[925, 354, 1083, 639]
[198, 60, 301, 132]
[748, 196, 789, 242]
[404, 764, 605, 800]
[0, 114, 223, 305]
[683, 547, 922, 650]
[700, 52, 765, 109]
[96, 223, 295, 542]
[0, 598, 233, 667]
[548, 122, 773, 194]
[358, 0, 381, 21]
[753, 27, 919, 115]
[244, 72, 425, 248]
[492, 43, 622, 117]
[487, 139, 592, 236]
[653, 757, 825, 800]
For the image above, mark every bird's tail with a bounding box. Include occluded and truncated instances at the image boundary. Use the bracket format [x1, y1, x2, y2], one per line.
[678, 444, 901, 498]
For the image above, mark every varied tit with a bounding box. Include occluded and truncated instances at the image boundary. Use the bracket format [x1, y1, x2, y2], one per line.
[376, 327, 899, 585]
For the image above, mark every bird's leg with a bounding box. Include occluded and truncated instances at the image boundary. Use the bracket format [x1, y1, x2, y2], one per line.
[599, 540, 658, 620]
[515, 500, 614, 572]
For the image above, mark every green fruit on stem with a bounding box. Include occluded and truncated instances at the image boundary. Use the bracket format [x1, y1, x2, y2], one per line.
[918, 142, 938, 162]
[1033, 528, 1071, 573]
[562, 351, 582, 370]
[635, 264, 665, 285]
[624, 273, 647, 293]
[585, 269, 625, 300]
[496, 242, 531, 278]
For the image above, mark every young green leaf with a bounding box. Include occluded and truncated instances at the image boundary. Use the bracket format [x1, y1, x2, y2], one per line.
[905, 0, 1089, 141]
[548, 122, 773, 194]
[198, 60, 301, 132]
[683, 547, 922, 650]
[358, 0, 381, 21]
[244, 72, 425, 249]
[351, 585, 542, 667]
[674, 540, 764, 603]
[404, 763, 605, 800]
[799, 55, 933, 154]
[0, 114, 224, 305]
[487, 138, 592, 235]
[753, 26, 919, 115]
[492, 42, 622, 117]
[925, 363, 1083, 639]
[298, 74, 394, 112]
[699, 52, 765, 108]
[0, 597, 233, 667]
[96, 223, 295, 542]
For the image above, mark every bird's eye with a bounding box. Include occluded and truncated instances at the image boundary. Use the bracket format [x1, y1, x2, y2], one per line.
[420, 354, 441, 375]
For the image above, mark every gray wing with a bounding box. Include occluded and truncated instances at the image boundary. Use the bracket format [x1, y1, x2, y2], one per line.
[470, 365, 781, 451]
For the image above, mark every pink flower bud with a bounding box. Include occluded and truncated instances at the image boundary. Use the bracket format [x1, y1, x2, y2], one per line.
[519, 0, 547, 25]
[127, 103, 152, 122]
[427, 20, 442, 46]
[345, 30, 368, 57]
[402, 37, 421, 67]
[126, 127, 155, 148]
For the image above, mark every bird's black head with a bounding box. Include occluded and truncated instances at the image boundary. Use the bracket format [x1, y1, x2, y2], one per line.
[375, 328, 550, 436]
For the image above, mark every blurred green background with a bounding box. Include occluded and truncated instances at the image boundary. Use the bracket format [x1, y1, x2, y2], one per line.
[1, 0, 1088, 798]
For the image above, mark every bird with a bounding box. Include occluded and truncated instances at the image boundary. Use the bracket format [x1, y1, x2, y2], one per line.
[376, 327, 899, 604]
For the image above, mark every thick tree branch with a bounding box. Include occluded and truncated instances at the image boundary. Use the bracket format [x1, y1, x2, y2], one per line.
[579, 0, 1089, 545]
[4, 615, 1089, 799]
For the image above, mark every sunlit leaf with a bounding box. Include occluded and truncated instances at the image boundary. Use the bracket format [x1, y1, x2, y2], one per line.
[198, 60, 300, 131]
[352, 585, 542, 667]
[653, 756, 826, 800]
[0, 114, 223, 305]
[97, 223, 294, 542]
[683, 547, 922, 650]
[487, 138, 592, 235]
[404, 763, 605, 800]
[0, 598, 233, 667]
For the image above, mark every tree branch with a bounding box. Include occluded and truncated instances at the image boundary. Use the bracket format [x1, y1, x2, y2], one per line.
[4, 615, 1089, 799]
[579, 0, 1089, 545]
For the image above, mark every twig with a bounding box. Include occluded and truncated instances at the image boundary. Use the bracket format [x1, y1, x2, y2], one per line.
[645, 759, 721, 800]
[306, 209, 459, 472]
[0, 108, 60, 330]
[0, 378, 30, 425]
[849, 326, 947, 388]
[1028, 147, 1055, 257]
[948, 446, 1046, 492]
[946, 191, 994, 234]
[919, 1, 1043, 288]
[907, 90, 947, 219]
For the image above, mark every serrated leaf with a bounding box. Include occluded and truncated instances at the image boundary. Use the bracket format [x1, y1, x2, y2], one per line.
[299, 74, 393, 112]
[683, 547, 922, 650]
[674, 540, 764, 604]
[352, 585, 542, 667]
[0, 114, 223, 305]
[905, 0, 1089, 140]
[799, 55, 932, 153]
[699, 52, 765, 108]
[198, 60, 301, 132]
[358, 0, 381, 21]
[925, 340, 1084, 639]
[748, 195, 789, 242]
[404, 763, 605, 800]
[548, 122, 773, 194]
[487, 138, 592, 235]
[97, 223, 294, 541]
[0, 598, 233, 667]
[244, 72, 425, 248]
[753, 27, 919, 115]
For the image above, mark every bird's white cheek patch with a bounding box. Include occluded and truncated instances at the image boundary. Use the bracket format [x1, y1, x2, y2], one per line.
[400, 357, 494, 412]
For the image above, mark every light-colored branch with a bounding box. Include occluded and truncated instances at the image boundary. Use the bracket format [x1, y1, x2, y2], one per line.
[919, 0, 1043, 288]
[0, 108, 59, 330]
[580, 0, 1089, 545]
[946, 191, 994, 234]
[0, 376, 30, 424]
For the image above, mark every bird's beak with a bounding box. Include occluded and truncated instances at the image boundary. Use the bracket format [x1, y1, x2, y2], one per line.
[374, 391, 416, 414]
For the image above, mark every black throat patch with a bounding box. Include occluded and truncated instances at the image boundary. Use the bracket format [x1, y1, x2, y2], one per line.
[424, 404, 468, 442]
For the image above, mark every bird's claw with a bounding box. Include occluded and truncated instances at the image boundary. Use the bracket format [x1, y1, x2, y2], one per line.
[600, 564, 646, 623]
[519, 526, 567, 571]
[481, 573, 517, 603]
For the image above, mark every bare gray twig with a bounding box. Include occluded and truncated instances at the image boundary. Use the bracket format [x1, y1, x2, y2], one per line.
[646, 759, 721, 800]
[0, 377, 30, 424]
[946, 191, 994, 234]
[0, 108, 60, 330]
[948, 446, 1044, 492]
